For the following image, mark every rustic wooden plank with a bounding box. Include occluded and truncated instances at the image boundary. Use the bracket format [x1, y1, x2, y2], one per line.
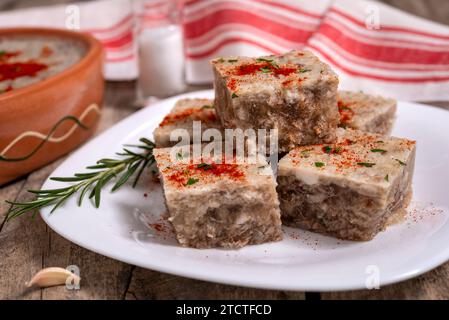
[0, 179, 26, 226]
[125, 267, 305, 300]
[34, 85, 138, 299]
[380, 0, 449, 26]
[0, 162, 59, 300]
[0, 81, 138, 300]
[41, 231, 134, 300]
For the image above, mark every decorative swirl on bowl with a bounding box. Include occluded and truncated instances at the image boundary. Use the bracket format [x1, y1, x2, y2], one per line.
[0, 103, 101, 162]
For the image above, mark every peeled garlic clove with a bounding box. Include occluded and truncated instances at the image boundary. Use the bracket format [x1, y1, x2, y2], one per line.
[26, 267, 80, 288]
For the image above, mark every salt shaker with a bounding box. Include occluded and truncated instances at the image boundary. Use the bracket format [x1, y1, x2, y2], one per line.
[137, 0, 185, 98]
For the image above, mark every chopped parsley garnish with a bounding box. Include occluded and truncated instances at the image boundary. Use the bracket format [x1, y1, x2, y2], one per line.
[323, 146, 341, 154]
[256, 58, 273, 63]
[216, 58, 225, 63]
[395, 159, 406, 166]
[300, 149, 313, 158]
[231, 92, 238, 98]
[197, 163, 213, 170]
[260, 67, 271, 73]
[315, 162, 325, 168]
[176, 152, 183, 160]
[186, 178, 199, 186]
[201, 104, 214, 109]
[270, 61, 280, 69]
[357, 162, 376, 167]
[228, 59, 238, 63]
[323, 146, 332, 154]
[256, 57, 279, 69]
[371, 149, 387, 153]
[384, 174, 389, 182]
[0, 50, 5, 57]
[376, 141, 384, 144]
[299, 69, 311, 73]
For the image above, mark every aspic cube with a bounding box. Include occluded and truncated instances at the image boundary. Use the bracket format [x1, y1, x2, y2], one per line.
[154, 145, 283, 248]
[211, 50, 339, 152]
[277, 129, 416, 241]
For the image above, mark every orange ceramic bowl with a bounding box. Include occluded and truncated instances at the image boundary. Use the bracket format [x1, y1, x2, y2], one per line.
[0, 28, 104, 185]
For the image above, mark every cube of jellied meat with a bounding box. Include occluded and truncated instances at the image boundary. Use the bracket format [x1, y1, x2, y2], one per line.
[277, 129, 416, 241]
[153, 98, 222, 147]
[154, 145, 283, 248]
[211, 50, 339, 152]
[338, 91, 397, 135]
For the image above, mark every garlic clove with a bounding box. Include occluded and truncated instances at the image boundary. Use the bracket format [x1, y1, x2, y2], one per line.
[26, 267, 81, 288]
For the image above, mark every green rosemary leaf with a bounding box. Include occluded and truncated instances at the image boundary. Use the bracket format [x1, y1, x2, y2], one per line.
[139, 137, 154, 146]
[50, 176, 88, 182]
[50, 192, 74, 214]
[5, 136, 155, 219]
[27, 186, 72, 194]
[86, 164, 109, 169]
[97, 159, 122, 165]
[112, 162, 139, 192]
[94, 173, 116, 208]
[133, 157, 153, 188]
[78, 184, 91, 207]
[74, 172, 100, 178]
[120, 148, 140, 157]
[133, 145, 154, 151]
[8, 199, 55, 220]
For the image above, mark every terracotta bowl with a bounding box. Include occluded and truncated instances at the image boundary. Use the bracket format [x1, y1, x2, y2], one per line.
[0, 28, 104, 185]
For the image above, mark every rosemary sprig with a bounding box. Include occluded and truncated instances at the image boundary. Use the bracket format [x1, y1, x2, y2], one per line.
[5, 137, 155, 220]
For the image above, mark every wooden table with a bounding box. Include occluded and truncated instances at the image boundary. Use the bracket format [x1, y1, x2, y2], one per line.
[1, 0, 449, 300]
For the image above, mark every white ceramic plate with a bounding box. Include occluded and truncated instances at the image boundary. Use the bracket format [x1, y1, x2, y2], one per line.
[41, 90, 449, 292]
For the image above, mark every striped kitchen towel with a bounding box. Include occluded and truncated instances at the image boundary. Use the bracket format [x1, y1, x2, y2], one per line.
[184, 0, 449, 101]
[2, 0, 449, 101]
[183, 0, 331, 83]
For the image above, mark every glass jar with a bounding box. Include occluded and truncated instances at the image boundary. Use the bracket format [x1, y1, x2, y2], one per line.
[137, 0, 185, 99]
